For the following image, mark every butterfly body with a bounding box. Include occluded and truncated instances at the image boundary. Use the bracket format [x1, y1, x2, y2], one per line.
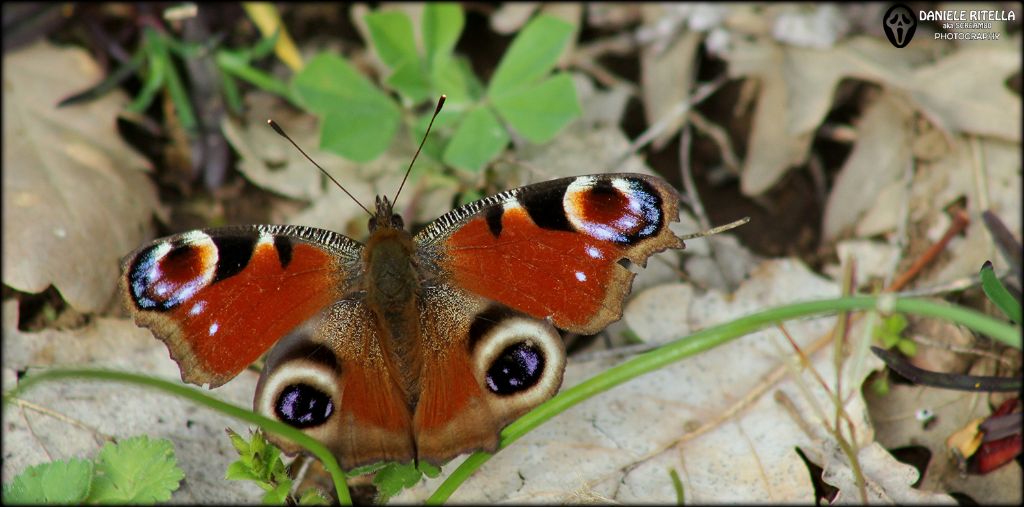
[121, 173, 683, 469]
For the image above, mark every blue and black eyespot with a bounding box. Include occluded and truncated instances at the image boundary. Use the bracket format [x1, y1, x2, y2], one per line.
[275, 383, 334, 428]
[485, 341, 546, 395]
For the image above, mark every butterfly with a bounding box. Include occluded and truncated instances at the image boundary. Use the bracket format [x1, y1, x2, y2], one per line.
[120, 101, 685, 471]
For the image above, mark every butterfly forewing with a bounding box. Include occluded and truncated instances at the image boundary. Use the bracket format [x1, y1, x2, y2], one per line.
[415, 173, 683, 334]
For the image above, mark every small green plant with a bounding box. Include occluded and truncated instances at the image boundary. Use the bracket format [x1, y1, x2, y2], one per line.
[869, 313, 916, 395]
[872, 313, 917, 356]
[61, 27, 292, 132]
[225, 428, 330, 505]
[979, 260, 1021, 324]
[227, 427, 439, 503]
[292, 3, 581, 170]
[1, 435, 184, 504]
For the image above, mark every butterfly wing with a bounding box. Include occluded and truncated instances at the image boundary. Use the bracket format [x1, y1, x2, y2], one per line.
[121, 225, 364, 387]
[412, 283, 566, 464]
[409, 173, 682, 462]
[415, 173, 683, 333]
[253, 298, 417, 470]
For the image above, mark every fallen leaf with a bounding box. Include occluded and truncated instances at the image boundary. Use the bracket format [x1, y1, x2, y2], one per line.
[223, 93, 354, 201]
[822, 91, 913, 240]
[817, 441, 957, 504]
[824, 240, 902, 287]
[909, 44, 1021, 142]
[489, 3, 540, 34]
[639, 5, 702, 148]
[2, 41, 158, 312]
[726, 40, 815, 196]
[911, 137, 1021, 285]
[771, 4, 851, 49]
[866, 382, 1021, 503]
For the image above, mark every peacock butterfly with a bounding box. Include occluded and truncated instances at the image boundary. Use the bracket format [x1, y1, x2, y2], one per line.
[120, 97, 685, 470]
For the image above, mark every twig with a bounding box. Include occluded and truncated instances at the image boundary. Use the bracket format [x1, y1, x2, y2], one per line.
[909, 335, 1016, 366]
[13, 397, 116, 444]
[18, 404, 54, 462]
[886, 209, 971, 292]
[678, 123, 709, 231]
[686, 109, 740, 175]
[611, 74, 728, 170]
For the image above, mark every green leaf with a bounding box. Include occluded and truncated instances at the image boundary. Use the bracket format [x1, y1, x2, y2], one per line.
[372, 462, 426, 501]
[346, 461, 390, 477]
[249, 29, 281, 60]
[299, 488, 332, 505]
[225, 461, 260, 482]
[387, 59, 432, 103]
[226, 428, 249, 454]
[412, 105, 462, 162]
[492, 73, 580, 143]
[217, 49, 294, 101]
[488, 15, 575, 96]
[2, 458, 93, 504]
[443, 106, 510, 171]
[871, 376, 891, 395]
[417, 461, 442, 478]
[980, 260, 1022, 323]
[88, 436, 185, 504]
[430, 54, 470, 103]
[885, 313, 908, 334]
[669, 468, 685, 505]
[319, 108, 400, 162]
[262, 481, 291, 504]
[365, 10, 418, 68]
[293, 53, 401, 162]
[423, 3, 464, 68]
[873, 313, 908, 349]
[896, 338, 918, 356]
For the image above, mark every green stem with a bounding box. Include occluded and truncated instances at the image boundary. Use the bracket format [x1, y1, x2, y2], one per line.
[2, 369, 351, 505]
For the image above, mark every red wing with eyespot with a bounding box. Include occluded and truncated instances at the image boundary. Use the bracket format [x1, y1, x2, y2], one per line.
[120, 225, 364, 387]
[415, 173, 683, 335]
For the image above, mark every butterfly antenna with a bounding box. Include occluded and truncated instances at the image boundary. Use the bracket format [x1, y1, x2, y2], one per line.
[679, 217, 751, 241]
[267, 119, 373, 217]
[392, 94, 446, 205]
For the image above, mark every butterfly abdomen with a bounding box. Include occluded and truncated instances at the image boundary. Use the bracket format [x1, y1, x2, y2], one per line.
[363, 226, 423, 404]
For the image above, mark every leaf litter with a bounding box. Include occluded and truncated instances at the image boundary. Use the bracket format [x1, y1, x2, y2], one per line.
[2, 42, 160, 313]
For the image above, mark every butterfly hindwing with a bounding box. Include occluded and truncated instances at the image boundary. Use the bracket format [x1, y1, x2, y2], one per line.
[253, 300, 417, 470]
[412, 283, 565, 465]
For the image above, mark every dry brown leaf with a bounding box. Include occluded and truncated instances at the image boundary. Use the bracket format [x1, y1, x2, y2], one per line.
[725, 35, 929, 196]
[911, 137, 1021, 285]
[818, 441, 957, 503]
[2, 42, 158, 313]
[639, 5, 702, 149]
[822, 91, 914, 240]
[771, 4, 850, 49]
[909, 44, 1022, 142]
[864, 384, 1012, 502]
[729, 40, 816, 196]
[222, 93, 352, 201]
[490, 3, 540, 34]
